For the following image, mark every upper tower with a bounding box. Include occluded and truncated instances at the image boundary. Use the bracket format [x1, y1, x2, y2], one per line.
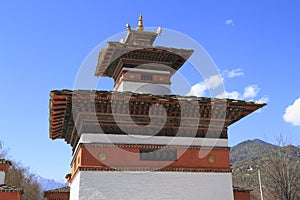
[94, 15, 194, 95]
[49, 15, 266, 149]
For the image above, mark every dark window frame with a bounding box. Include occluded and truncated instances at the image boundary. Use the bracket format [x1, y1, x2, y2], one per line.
[140, 148, 177, 161]
[141, 74, 153, 81]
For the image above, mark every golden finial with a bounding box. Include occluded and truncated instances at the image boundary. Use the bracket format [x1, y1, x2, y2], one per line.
[137, 14, 144, 31]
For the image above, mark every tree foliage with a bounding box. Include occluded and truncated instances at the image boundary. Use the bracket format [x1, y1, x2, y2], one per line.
[0, 142, 43, 200]
[266, 137, 300, 200]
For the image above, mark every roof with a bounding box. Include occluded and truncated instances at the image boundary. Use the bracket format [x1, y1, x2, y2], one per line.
[0, 184, 23, 193]
[49, 90, 266, 149]
[95, 42, 194, 78]
[94, 17, 194, 78]
[124, 30, 158, 46]
[44, 186, 70, 194]
[233, 186, 253, 192]
[0, 159, 12, 165]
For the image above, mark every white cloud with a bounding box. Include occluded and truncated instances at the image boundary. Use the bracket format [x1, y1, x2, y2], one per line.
[187, 82, 207, 97]
[223, 68, 244, 78]
[225, 19, 234, 26]
[187, 75, 223, 97]
[283, 98, 300, 126]
[256, 96, 269, 104]
[205, 74, 224, 89]
[217, 85, 266, 102]
[243, 85, 260, 99]
[216, 91, 241, 99]
[187, 70, 268, 105]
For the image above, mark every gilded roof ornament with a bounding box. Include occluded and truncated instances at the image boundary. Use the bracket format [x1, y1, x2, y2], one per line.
[137, 14, 144, 31]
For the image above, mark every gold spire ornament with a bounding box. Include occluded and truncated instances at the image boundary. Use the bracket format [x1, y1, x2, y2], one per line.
[137, 14, 144, 31]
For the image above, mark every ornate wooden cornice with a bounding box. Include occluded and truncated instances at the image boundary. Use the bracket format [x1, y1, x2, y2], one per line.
[49, 90, 265, 148]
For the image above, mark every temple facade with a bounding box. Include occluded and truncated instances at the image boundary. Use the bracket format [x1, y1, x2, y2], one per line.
[49, 16, 265, 200]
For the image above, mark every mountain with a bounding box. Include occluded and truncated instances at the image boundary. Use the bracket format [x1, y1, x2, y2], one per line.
[252, 138, 272, 145]
[230, 139, 275, 164]
[230, 139, 300, 199]
[34, 175, 68, 191]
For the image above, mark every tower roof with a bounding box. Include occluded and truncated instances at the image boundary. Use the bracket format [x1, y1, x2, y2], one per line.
[0, 160, 11, 165]
[49, 90, 266, 149]
[0, 184, 23, 193]
[44, 186, 70, 194]
[94, 15, 194, 79]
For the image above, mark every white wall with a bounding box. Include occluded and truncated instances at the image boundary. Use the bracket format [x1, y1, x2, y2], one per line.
[79, 134, 228, 147]
[0, 171, 5, 185]
[70, 172, 80, 200]
[70, 171, 234, 200]
[116, 81, 170, 95]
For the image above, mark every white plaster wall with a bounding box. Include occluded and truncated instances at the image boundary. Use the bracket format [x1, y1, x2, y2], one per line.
[78, 134, 228, 148]
[70, 172, 80, 200]
[0, 171, 5, 185]
[71, 171, 234, 200]
[116, 81, 170, 95]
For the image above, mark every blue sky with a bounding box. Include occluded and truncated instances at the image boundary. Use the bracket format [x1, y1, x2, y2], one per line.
[0, 0, 300, 180]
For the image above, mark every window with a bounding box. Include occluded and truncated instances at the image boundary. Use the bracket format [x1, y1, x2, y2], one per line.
[141, 74, 153, 81]
[73, 157, 77, 169]
[140, 148, 177, 161]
